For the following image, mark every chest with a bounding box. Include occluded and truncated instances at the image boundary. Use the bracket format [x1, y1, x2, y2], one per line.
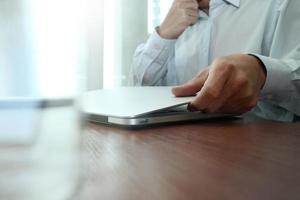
[172, 0, 283, 84]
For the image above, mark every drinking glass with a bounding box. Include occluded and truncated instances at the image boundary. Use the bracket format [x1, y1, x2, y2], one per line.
[0, 0, 84, 199]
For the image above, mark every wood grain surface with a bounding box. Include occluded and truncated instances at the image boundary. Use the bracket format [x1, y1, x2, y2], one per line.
[80, 118, 300, 200]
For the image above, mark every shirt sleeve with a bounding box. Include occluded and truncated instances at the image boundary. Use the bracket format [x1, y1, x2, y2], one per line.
[128, 29, 176, 86]
[255, 0, 300, 119]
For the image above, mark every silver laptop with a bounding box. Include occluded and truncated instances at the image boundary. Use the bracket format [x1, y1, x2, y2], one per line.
[82, 87, 233, 128]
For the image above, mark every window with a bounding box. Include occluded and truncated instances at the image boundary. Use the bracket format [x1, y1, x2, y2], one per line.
[0, 0, 84, 97]
[148, 0, 172, 34]
[0, 0, 174, 95]
[102, 0, 172, 89]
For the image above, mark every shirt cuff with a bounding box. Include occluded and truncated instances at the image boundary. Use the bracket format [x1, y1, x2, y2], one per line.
[254, 54, 291, 99]
[143, 29, 176, 64]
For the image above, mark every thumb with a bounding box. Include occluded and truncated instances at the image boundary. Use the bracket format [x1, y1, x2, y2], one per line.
[172, 68, 209, 97]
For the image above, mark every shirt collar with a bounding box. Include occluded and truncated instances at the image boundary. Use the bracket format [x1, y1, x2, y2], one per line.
[223, 0, 240, 8]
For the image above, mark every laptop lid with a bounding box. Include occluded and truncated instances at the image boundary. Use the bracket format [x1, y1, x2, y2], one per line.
[82, 87, 234, 127]
[82, 87, 195, 118]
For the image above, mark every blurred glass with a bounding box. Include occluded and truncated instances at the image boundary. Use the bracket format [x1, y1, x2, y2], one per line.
[0, 0, 84, 199]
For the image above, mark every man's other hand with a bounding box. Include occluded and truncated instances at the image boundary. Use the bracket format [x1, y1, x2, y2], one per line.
[172, 54, 267, 114]
[158, 0, 199, 39]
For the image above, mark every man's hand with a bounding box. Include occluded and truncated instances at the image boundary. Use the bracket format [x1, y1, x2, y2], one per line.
[158, 0, 199, 39]
[172, 54, 267, 114]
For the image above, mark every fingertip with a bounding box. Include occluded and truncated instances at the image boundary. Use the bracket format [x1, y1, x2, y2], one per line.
[172, 83, 200, 97]
[172, 86, 184, 97]
[187, 103, 198, 112]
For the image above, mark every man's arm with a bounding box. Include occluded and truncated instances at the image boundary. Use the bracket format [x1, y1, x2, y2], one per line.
[252, 0, 300, 118]
[129, 0, 199, 86]
[129, 31, 176, 86]
[172, 54, 267, 114]
[172, 0, 300, 119]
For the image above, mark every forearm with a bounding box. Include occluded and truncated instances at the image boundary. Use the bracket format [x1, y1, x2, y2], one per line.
[129, 30, 176, 86]
[256, 55, 300, 118]
[253, 0, 300, 120]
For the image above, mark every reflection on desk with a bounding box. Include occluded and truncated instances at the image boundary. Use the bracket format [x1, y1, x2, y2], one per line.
[81, 118, 300, 200]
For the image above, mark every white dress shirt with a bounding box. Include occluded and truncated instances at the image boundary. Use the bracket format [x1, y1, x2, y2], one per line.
[130, 0, 300, 121]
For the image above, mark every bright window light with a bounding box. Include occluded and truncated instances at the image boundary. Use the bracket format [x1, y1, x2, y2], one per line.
[30, 0, 82, 97]
[148, 0, 172, 33]
[103, 0, 116, 89]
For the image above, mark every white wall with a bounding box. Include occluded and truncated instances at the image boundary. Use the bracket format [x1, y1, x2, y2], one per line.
[0, 0, 85, 97]
[103, 0, 148, 88]
[85, 0, 104, 90]
[0, 0, 36, 96]
[119, 0, 148, 86]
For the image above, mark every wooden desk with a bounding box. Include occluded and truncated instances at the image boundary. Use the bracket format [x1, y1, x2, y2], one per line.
[81, 118, 300, 200]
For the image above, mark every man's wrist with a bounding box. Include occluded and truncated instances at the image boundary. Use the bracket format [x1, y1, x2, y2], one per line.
[156, 26, 163, 38]
[252, 55, 291, 99]
[156, 26, 178, 40]
[154, 27, 177, 42]
[248, 54, 267, 77]
[248, 54, 267, 89]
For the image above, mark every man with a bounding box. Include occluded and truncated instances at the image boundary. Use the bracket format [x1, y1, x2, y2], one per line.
[130, 0, 300, 121]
